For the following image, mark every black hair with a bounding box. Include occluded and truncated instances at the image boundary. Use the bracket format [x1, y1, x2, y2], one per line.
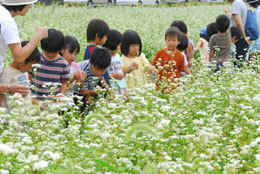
[177, 34, 188, 51]
[170, 20, 188, 34]
[90, 47, 111, 70]
[86, 19, 110, 42]
[63, 36, 80, 54]
[21, 41, 40, 64]
[216, 15, 230, 33]
[103, 29, 123, 51]
[41, 29, 64, 53]
[200, 33, 209, 42]
[121, 30, 142, 56]
[206, 22, 218, 40]
[231, 26, 243, 40]
[248, 1, 260, 8]
[165, 27, 181, 41]
[2, 5, 26, 12]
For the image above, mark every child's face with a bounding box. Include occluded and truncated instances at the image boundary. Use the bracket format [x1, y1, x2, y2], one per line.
[19, 61, 38, 73]
[90, 64, 106, 77]
[61, 48, 78, 65]
[166, 35, 180, 52]
[98, 35, 108, 45]
[128, 44, 140, 57]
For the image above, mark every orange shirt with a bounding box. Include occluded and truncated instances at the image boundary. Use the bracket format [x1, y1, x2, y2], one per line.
[152, 49, 185, 90]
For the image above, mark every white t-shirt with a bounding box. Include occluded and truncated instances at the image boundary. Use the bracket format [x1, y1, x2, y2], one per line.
[107, 54, 127, 90]
[0, 66, 29, 107]
[0, 5, 21, 73]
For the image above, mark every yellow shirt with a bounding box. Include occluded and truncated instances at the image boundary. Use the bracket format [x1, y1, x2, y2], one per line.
[122, 53, 150, 90]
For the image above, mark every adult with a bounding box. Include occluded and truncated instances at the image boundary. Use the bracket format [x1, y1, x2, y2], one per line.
[246, 0, 260, 52]
[225, 0, 247, 40]
[0, 0, 48, 96]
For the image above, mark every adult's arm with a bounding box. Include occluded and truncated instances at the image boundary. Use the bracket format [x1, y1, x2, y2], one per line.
[233, 14, 247, 39]
[8, 27, 48, 64]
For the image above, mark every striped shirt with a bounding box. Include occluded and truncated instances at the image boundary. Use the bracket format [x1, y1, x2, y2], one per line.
[74, 60, 103, 95]
[29, 53, 70, 99]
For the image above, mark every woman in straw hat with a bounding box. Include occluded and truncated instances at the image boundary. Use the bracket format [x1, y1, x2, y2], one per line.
[0, 0, 47, 98]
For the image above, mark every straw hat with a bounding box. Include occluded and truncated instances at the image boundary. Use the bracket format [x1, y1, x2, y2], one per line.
[3, 0, 37, 5]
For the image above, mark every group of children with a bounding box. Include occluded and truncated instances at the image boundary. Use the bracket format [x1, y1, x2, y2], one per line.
[196, 14, 250, 70]
[0, 14, 252, 112]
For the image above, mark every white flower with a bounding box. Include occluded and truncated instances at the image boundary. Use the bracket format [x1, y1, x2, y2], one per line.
[0, 169, 9, 174]
[256, 154, 260, 161]
[32, 64, 41, 68]
[34, 160, 48, 170]
[0, 143, 15, 154]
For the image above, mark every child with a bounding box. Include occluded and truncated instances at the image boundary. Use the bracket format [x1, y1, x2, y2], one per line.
[60, 36, 86, 96]
[103, 29, 128, 100]
[74, 47, 111, 113]
[195, 27, 209, 63]
[208, 15, 231, 71]
[0, 41, 40, 108]
[121, 30, 157, 90]
[29, 29, 70, 101]
[84, 19, 110, 86]
[152, 27, 185, 93]
[230, 26, 249, 68]
[171, 20, 194, 68]
[177, 34, 191, 75]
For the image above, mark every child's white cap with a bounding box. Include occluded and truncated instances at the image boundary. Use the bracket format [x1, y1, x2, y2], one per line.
[3, 0, 37, 5]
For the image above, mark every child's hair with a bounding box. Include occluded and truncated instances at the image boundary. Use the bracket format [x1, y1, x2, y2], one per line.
[3, 5, 26, 12]
[87, 19, 110, 42]
[231, 26, 243, 40]
[216, 15, 230, 33]
[41, 29, 64, 53]
[121, 30, 142, 56]
[170, 20, 188, 34]
[103, 29, 123, 51]
[206, 22, 218, 40]
[21, 41, 40, 64]
[177, 34, 188, 51]
[90, 47, 111, 70]
[165, 27, 181, 41]
[63, 36, 80, 54]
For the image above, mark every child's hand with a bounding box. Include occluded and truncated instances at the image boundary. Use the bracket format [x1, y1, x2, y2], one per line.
[130, 62, 139, 70]
[112, 73, 125, 80]
[153, 68, 159, 74]
[74, 71, 87, 82]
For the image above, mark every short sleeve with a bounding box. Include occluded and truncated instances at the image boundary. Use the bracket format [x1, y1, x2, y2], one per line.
[208, 36, 216, 49]
[179, 54, 186, 72]
[152, 51, 160, 66]
[2, 18, 20, 45]
[60, 63, 70, 81]
[231, 1, 242, 16]
[140, 53, 150, 66]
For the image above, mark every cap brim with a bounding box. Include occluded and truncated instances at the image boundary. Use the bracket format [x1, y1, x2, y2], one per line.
[3, 0, 37, 5]
[247, 0, 258, 3]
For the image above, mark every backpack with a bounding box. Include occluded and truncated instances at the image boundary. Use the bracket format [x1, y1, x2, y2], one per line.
[245, 9, 259, 41]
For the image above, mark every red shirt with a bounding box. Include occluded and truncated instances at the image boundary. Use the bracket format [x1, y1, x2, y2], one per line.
[152, 49, 185, 91]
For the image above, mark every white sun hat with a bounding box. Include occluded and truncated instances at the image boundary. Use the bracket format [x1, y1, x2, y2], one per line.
[2, 0, 37, 5]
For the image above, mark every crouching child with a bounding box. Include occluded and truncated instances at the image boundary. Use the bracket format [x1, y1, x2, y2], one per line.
[74, 47, 112, 114]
